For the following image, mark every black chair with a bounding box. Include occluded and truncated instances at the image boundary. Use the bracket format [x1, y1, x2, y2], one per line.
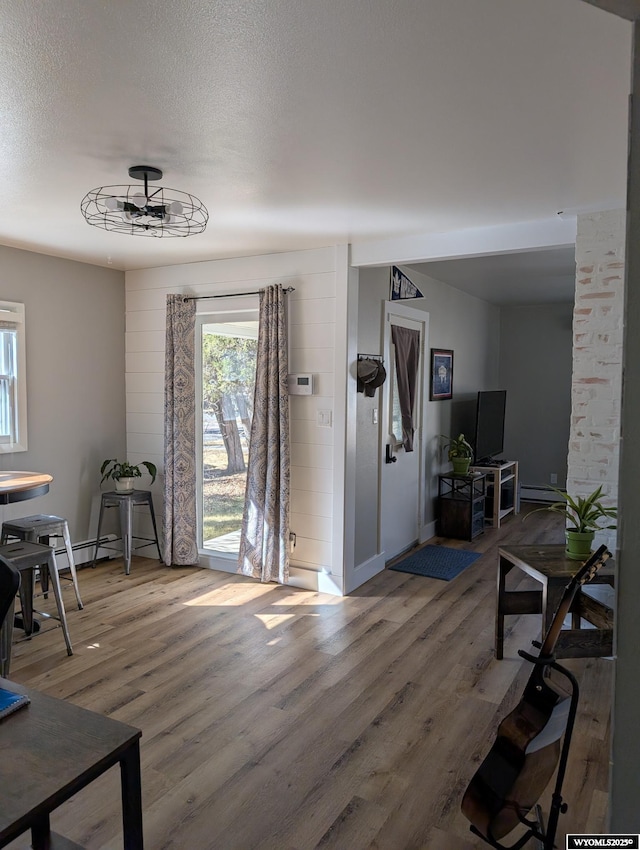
[0, 553, 20, 676]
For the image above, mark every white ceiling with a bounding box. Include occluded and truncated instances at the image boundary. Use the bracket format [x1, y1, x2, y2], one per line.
[0, 0, 632, 301]
[408, 245, 578, 305]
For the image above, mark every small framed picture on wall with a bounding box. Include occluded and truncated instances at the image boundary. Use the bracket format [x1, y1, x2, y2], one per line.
[430, 349, 453, 400]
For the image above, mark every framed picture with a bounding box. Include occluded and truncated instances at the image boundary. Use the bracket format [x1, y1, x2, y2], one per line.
[430, 349, 453, 400]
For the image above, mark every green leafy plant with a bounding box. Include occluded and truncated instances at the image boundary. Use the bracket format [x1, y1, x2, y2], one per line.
[100, 459, 157, 485]
[530, 485, 617, 533]
[442, 433, 473, 461]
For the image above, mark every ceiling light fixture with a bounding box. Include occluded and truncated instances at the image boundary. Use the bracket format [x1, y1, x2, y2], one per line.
[81, 166, 208, 237]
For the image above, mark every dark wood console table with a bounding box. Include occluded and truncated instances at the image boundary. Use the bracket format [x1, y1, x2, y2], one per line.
[0, 677, 143, 849]
[496, 544, 615, 660]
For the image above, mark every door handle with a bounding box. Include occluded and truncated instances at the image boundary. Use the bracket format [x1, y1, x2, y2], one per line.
[385, 444, 397, 464]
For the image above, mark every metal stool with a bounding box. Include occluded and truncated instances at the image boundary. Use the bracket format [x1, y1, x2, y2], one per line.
[0, 555, 20, 677]
[0, 541, 73, 658]
[92, 490, 161, 576]
[1, 514, 83, 610]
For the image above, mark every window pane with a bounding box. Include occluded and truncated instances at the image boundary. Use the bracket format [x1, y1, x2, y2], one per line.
[201, 320, 258, 552]
[0, 301, 26, 453]
[0, 331, 17, 440]
[389, 347, 403, 446]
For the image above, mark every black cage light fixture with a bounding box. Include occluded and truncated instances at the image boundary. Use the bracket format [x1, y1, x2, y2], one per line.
[81, 166, 208, 237]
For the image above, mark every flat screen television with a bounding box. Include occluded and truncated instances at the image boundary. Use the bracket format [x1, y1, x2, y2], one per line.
[474, 390, 507, 464]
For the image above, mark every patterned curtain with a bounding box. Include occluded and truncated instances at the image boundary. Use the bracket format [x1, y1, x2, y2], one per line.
[164, 294, 198, 565]
[238, 284, 290, 583]
[391, 325, 420, 452]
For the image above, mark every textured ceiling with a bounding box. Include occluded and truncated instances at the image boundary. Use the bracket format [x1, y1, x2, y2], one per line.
[0, 0, 632, 279]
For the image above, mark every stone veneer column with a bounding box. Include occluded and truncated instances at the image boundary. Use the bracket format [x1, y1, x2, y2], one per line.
[567, 209, 625, 552]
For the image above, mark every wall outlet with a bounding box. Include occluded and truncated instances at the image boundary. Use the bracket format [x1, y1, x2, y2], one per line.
[550, 473, 558, 485]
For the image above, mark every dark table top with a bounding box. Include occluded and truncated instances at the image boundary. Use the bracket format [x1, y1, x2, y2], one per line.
[0, 677, 141, 846]
[499, 543, 615, 583]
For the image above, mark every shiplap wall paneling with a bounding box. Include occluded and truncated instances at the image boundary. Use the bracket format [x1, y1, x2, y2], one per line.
[125, 246, 347, 594]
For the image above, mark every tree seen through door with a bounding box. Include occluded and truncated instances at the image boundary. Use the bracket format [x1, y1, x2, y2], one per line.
[201, 325, 258, 546]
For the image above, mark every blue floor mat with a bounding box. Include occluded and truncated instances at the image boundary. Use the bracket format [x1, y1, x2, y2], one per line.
[389, 544, 482, 581]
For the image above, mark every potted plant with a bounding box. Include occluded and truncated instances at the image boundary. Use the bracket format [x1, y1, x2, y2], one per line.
[100, 459, 157, 493]
[530, 484, 617, 560]
[442, 433, 474, 475]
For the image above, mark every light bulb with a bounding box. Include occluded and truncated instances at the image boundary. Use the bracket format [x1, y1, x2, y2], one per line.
[105, 197, 120, 211]
[169, 200, 183, 216]
[132, 193, 146, 209]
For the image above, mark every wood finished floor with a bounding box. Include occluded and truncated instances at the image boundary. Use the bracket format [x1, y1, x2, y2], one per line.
[6, 506, 611, 850]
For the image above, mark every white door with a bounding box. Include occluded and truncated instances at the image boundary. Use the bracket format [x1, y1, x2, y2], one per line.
[380, 303, 429, 562]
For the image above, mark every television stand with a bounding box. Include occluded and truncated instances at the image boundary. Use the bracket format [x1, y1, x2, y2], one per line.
[470, 460, 519, 528]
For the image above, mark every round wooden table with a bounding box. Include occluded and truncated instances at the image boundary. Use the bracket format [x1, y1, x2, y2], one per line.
[0, 472, 52, 505]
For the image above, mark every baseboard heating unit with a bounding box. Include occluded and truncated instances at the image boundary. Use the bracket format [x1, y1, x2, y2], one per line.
[54, 534, 118, 570]
[520, 485, 559, 504]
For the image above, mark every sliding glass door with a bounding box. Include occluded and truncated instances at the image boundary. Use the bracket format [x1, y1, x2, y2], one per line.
[196, 300, 258, 556]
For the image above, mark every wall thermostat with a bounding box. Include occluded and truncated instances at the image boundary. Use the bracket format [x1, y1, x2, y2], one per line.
[288, 373, 314, 395]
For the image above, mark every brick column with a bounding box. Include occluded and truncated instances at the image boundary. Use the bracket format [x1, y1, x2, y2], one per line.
[567, 209, 625, 552]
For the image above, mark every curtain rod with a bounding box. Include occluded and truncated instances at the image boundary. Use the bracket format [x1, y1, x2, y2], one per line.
[183, 286, 295, 302]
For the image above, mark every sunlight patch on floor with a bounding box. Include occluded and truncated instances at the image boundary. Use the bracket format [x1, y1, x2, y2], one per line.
[274, 591, 344, 607]
[253, 613, 297, 629]
[182, 582, 273, 606]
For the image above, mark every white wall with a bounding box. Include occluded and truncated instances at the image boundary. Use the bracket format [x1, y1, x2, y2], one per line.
[125, 246, 348, 594]
[351, 265, 500, 569]
[500, 303, 573, 491]
[0, 244, 126, 541]
[353, 269, 384, 567]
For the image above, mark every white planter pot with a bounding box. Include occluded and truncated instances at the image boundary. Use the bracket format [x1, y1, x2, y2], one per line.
[115, 477, 135, 493]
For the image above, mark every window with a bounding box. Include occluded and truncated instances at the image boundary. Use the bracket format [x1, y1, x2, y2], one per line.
[389, 345, 403, 448]
[388, 316, 423, 450]
[0, 301, 27, 453]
